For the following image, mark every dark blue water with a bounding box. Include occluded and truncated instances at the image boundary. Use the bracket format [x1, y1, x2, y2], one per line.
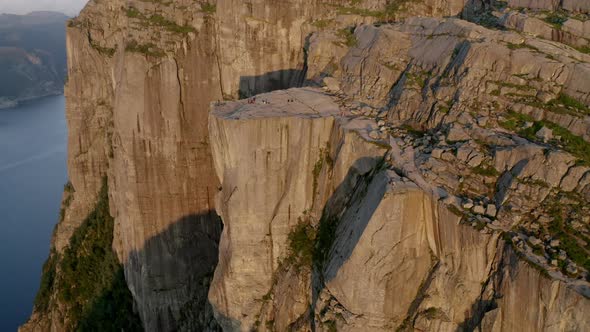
[0, 95, 67, 331]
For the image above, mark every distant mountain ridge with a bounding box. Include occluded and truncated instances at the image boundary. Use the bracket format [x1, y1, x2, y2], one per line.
[0, 11, 68, 108]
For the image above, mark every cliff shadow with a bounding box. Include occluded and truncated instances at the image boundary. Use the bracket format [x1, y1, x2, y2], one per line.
[457, 241, 513, 331]
[238, 68, 307, 98]
[76, 266, 143, 331]
[125, 210, 223, 331]
[311, 156, 386, 326]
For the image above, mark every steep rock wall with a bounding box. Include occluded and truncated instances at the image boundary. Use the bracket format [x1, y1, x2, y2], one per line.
[38, 1, 477, 329]
[25, 0, 590, 331]
[483, 246, 590, 331]
[209, 86, 590, 331]
[208, 87, 388, 330]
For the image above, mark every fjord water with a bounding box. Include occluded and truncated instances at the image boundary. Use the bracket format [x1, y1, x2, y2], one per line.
[0, 95, 67, 331]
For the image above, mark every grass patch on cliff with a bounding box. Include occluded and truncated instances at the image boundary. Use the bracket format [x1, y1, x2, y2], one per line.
[335, 5, 383, 17]
[516, 92, 590, 117]
[545, 196, 590, 275]
[125, 7, 142, 18]
[500, 111, 590, 165]
[286, 220, 316, 268]
[312, 146, 333, 198]
[447, 204, 463, 217]
[147, 14, 195, 34]
[34, 250, 58, 312]
[543, 11, 567, 29]
[406, 71, 429, 89]
[471, 164, 500, 177]
[36, 178, 142, 330]
[90, 41, 116, 57]
[546, 124, 590, 165]
[59, 182, 75, 222]
[285, 213, 341, 271]
[126, 40, 165, 57]
[421, 307, 448, 321]
[498, 111, 533, 131]
[517, 93, 590, 117]
[551, 93, 590, 115]
[125, 7, 194, 34]
[311, 19, 334, 29]
[506, 42, 539, 52]
[335, 27, 357, 47]
[200, 3, 216, 14]
[333, 0, 410, 20]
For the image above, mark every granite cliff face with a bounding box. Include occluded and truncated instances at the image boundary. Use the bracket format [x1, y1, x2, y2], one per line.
[23, 0, 590, 331]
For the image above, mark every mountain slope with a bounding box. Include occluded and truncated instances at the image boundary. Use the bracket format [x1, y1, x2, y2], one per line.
[0, 11, 67, 108]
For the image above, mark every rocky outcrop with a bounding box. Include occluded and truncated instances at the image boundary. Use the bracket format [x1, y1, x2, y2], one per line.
[208, 85, 590, 331]
[208, 87, 388, 330]
[206, 16, 590, 331]
[499, 10, 590, 50]
[24, 0, 590, 331]
[482, 246, 590, 332]
[508, 0, 590, 13]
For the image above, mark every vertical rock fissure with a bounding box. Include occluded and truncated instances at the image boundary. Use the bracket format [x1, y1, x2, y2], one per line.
[459, 235, 505, 330]
[398, 257, 441, 331]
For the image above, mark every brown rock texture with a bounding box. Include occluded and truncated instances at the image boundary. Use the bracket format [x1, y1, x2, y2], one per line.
[206, 17, 590, 332]
[22, 0, 590, 331]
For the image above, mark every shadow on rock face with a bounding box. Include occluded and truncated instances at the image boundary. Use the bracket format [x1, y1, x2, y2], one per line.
[125, 210, 223, 332]
[239, 68, 307, 98]
[77, 266, 144, 331]
[315, 156, 386, 281]
[310, 156, 385, 313]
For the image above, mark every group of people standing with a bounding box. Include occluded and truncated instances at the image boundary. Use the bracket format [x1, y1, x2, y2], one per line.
[247, 97, 272, 104]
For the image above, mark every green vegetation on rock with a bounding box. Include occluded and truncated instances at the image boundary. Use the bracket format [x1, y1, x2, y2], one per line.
[506, 42, 539, 52]
[125, 7, 194, 34]
[59, 181, 75, 222]
[200, 3, 217, 14]
[551, 93, 590, 115]
[312, 146, 333, 197]
[500, 111, 590, 165]
[125, 7, 142, 18]
[90, 41, 116, 58]
[471, 164, 500, 177]
[312, 19, 334, 29]
[336, 27, 357, 47]
[516, 93, 590, 117]
[126, 40, 165, 57]
[34, 178, 143, 331]
[543, 12, 568, 29]
[34, 250, 58, 313]
[286, 220, 316, 268]
[406, 71, 428, 89]
[545, 193, 590, 275]
[147, 14, 195, 34]
[333, 0, 410, 21]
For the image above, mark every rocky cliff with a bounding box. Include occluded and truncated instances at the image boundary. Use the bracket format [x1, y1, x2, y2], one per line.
[22, 0, 590, 331]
